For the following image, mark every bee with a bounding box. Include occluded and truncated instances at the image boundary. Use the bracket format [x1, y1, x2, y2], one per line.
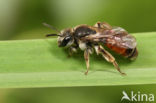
[43, 22, 138, 75]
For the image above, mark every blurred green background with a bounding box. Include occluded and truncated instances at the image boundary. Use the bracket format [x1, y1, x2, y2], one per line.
[0, 0, 156, 103]
[1, 0, 156, 40]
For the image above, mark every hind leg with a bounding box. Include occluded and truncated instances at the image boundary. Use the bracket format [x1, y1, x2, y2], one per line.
[94, 45, 126, 75]
[94, 22, 112, 29]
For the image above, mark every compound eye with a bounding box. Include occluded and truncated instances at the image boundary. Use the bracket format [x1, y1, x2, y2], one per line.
[64, 36, 71, 41]
[59, 36, 71, 47]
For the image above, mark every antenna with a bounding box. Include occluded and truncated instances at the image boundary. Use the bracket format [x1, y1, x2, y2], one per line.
[43, 22, 60, 33]
[46, 34, 61, 37]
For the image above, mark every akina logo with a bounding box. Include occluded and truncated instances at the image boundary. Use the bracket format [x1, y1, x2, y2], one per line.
[121, 91, 154, 102]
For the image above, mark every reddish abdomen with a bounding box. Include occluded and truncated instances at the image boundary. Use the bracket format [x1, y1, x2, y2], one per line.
[106, 44, 128, 57]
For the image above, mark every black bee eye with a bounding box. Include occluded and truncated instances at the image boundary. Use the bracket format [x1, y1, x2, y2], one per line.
[60, 36, 71, 47]
[64, 36, 71, 41]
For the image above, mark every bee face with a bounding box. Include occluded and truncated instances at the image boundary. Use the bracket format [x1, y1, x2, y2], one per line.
[58, 28, 74, 47]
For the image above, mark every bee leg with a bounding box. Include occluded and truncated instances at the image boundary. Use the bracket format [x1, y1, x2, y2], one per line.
[84, 49, 90, 75]
[94, 22, 112, 29]
[68, 46, 77, 57]
[97, 45, 126, 75]
[94, 45, 100, 55]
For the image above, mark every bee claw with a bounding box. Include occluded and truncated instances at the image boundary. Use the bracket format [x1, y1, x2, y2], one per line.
[121, 72, 126, 76]
[67, 54, 71, 58]
[84, 71, 88, 75]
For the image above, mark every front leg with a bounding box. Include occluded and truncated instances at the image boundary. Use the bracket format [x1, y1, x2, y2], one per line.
[68, 46, 78, 57]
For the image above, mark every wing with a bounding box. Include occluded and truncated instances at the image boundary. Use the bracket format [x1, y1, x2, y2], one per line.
[81, 27, 137, 49]
[106, 34, 137, 49]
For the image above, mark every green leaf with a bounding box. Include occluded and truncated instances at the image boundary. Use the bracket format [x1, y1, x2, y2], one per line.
[0, 32, 156, 88]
